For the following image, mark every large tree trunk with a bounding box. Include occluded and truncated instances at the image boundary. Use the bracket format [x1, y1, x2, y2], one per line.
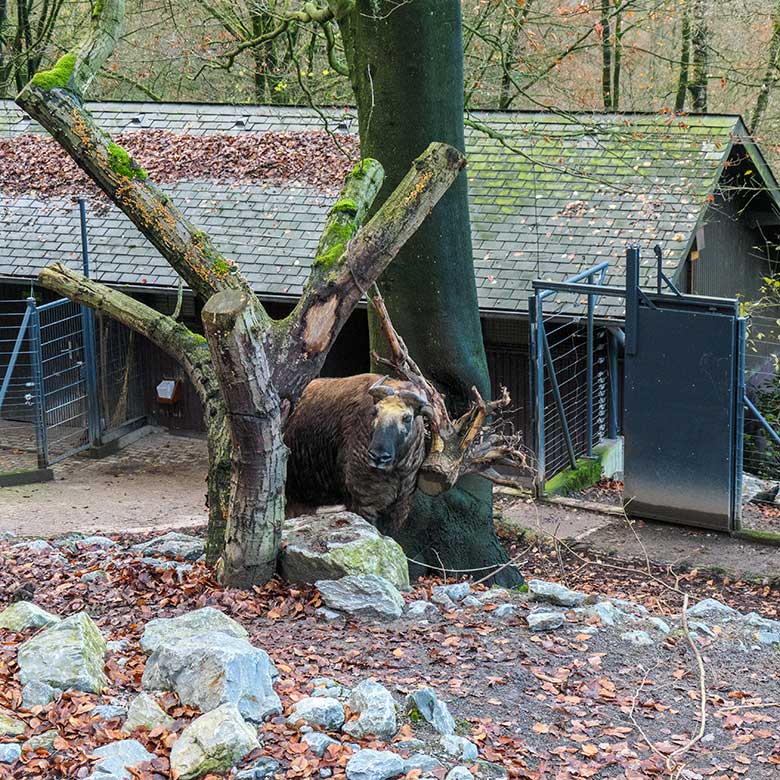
[338, 0, 522, 587]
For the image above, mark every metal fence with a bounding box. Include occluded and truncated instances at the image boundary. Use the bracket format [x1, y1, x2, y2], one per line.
[529, 262, 618, 490]
[743, 312, 780, 479]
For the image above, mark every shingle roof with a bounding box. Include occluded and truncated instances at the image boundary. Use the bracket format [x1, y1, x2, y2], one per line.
[1, 101, 776, 318]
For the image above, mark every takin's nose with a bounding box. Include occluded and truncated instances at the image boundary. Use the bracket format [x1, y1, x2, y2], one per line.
[368, 449, 394, 469]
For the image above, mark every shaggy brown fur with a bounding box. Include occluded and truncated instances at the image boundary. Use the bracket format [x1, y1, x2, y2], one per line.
[284, 373, 427, 527]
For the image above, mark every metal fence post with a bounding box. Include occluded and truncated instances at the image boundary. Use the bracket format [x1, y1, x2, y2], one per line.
[625, 245, 640, 357]
[79, 199, 102, 445]
[586, 272, 595, 457]
[734, 316, 746, 531]
[28, 299, 49, 469]
[533, 293, 546, 495]
[0, 298, 34, 413]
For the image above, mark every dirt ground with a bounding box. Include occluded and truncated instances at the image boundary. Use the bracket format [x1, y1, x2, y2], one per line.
[1, 429, 779, 583]
[0, 431, 209, 536]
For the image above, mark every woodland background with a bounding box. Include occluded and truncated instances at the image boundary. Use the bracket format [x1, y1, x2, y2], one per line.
[4, 1, 780, 156]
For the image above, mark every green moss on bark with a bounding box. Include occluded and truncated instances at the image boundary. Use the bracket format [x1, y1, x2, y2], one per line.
[107, 143, 148, 180]
[30, 53, 76, 90]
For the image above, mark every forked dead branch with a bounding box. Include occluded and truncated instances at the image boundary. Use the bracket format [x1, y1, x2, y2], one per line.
[369, 289, 529, 495]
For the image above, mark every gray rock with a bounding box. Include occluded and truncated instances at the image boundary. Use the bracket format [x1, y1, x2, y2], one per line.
[287, 696, 345, 730]
[575, 601, 627, 627]
[686, 598, 739, 622]
[302, 731, 339, 757]
[91, 739, 155, 779]
[107, 639, 130, 653]
[140, 607, 248, 654]
[477, 588, 510, 604]
[91, 704, 128, 721]
[440, 735, 478, 761]
[432, 583, 471, 603]
[81, 570, 109, 583]
[131, 532, 204, 561]
[142, 631, 280, 723]
[743, 613, 780, 645]
[621, 630, 654, 647]
[169, 703, 259, 780]
[689, 620, 716, 638]
[405, 600, 438, 618]
[234, 757, 280, 780]
[461, 595, 482, 608]
[123, 693, 174, 732]
[21, 681, 61, 708]
[315, 607, 345, 622]
[22, 729, 58, 754]
[404, 753, 444, 773]
[526, 608, 565, 632]
[0, 743, 21, 763]
[394, 739, 426, 750]
[11, 539, 54, 555]
[528, 579, 586, 607]
[320, 770, 333, 779]
[18, 611, 107, 693]
[311, 678, 349, 699]
[492, 604, 518, 619]
[0, 711, 25, 737]
[78, 536, 118, 549]
[345, 749, 406, 780]
[430, 592, 457, 610]
[343, 680, 397, 740]
[139, 558, 193, 581]
[609, 598, 649, 617]
[446, 769, 474, 780]
[405, 688, 455, 735]
[316, 576, 404, 621]
[646, 617, 671, 634]
[280, 513, 409, 590]
[0, 601, 60, 631]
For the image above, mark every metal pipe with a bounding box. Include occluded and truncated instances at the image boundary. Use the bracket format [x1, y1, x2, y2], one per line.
[539, 261, 610, 300]
[744, 394, 780, 447]
[586, 272, 595, 457]
[532, 293, 546, 494]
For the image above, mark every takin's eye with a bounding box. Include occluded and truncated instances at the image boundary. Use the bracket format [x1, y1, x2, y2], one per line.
[402, 413, 413, 425]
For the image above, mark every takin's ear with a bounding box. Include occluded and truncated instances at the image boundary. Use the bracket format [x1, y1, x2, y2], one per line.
[418, 403, 435, 419]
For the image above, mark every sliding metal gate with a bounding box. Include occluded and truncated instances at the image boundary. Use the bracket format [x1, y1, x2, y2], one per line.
[531, 246, 745, 531]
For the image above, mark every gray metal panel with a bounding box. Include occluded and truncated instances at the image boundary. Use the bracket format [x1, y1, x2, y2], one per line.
[623, 304, 738, 530]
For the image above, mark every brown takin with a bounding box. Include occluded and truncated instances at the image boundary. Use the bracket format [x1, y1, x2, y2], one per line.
[284, 373, 431, 528]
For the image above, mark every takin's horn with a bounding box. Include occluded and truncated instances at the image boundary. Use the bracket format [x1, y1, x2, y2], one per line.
[398, 389, 433, 418]
[369, 376, 396, 399]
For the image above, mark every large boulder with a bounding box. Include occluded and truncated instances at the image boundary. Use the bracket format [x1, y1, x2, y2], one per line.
[343, 680, 397, 740]
[89, 739, 155, 779]
[169, 703, 259, 780]
[130, 532, 204, 561]
[280, 512, 409, 590]
[18, 611, 107, 693]
[140, 607, 248, 654]
[0, 601, 60, 632]
[316, 575, 404, 621]
[142, 631, 280, 723]
[528, 579, 587, 608]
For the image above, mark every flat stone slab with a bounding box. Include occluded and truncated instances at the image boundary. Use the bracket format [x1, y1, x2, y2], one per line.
[131, 531, 204, 561]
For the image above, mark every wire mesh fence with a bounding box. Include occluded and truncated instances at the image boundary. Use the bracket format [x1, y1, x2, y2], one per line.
[743, 312, 780, 480]
[0, 297, 41, 472]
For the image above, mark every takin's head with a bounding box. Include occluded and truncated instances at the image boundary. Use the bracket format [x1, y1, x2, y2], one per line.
[366, 376, 432, 471]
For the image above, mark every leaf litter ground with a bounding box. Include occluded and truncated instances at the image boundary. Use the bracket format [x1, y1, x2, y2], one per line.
[0, 528, 778, 780]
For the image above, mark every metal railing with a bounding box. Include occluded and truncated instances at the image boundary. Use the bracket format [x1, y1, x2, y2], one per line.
[529, 261, 618, 491]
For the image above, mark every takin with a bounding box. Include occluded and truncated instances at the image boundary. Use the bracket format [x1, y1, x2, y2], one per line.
[284, 373, 432, 528]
